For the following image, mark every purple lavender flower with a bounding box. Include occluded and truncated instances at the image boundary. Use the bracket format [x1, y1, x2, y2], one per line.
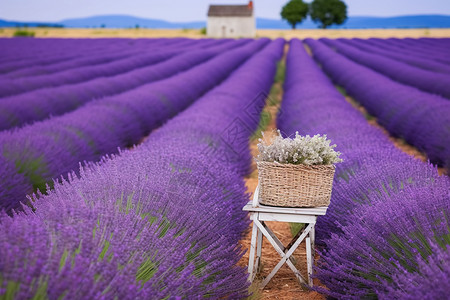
[380, 245, 450, 299]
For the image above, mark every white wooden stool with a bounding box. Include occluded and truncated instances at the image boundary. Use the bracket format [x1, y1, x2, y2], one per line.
[243, 185, 328, 288]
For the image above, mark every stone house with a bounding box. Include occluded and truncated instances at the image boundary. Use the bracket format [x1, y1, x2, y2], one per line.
[207, 1, 256, 38]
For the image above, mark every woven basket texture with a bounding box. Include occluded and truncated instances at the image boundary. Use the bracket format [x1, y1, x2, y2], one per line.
[257, 161, 335, 207]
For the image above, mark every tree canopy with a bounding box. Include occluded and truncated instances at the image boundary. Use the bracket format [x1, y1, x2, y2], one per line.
[310, 0, 348, 29]
[280, 0, 309, 29]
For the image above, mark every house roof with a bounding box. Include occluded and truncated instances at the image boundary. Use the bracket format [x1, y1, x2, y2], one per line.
[207, 5, 253, 17]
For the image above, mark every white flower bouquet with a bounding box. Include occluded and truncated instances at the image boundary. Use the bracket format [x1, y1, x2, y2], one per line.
[255, 131, 342, 207]
[256, 130, 342, 165]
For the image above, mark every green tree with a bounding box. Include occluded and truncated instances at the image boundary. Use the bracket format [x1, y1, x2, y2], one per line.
[310, 0, 347, 29]
[280, 0, 309, 29]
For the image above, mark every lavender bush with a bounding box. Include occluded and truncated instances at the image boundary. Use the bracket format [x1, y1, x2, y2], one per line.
[278, 38, 450, 298]
[316, 179, 450, 298]
[380, 245, 450, 299]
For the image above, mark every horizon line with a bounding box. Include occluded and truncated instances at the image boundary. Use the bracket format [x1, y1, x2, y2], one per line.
[2, 13, 450, 24]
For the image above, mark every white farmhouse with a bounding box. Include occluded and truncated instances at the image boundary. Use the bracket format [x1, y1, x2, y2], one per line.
[207, 1, 256, 38]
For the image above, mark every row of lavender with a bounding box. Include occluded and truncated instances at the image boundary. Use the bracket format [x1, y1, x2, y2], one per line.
[320, 38, 450, 99]
[372, 38, 450, 63]
[334, 38, 450, 75]
[0, 39, 241, 130]
[0, 39, 264, 213]
[0, 39, 284, 299]
[0, 38, 147, 60]
[354, 38, 450, 64]
[305, 39, 450, 170]
[0, 39, 193, 80]
[0, 40, 223, 97]
[0, 38, 190, 73]
[278, 39, 449, 299]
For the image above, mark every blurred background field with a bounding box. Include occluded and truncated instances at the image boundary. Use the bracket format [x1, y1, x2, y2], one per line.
[1, 27, 450, 39]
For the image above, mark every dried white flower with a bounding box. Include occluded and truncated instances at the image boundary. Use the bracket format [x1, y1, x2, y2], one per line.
[255, 130, 343, 165]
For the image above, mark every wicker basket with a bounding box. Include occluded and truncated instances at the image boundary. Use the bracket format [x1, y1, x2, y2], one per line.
[256, 161, 335, 207]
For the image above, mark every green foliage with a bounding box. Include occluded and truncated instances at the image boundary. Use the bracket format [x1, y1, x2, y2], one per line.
[247, 281, 263, 299]
[200, 27, 207, 35]
[0, 277, 20, 300]
[280, 0, 309, 29]
[269, 86, 280, 106]
[36, 24, 63, 28]
[13, 30, 35, 37]
[30, 280, 48, 300]
[136, 257, 158, 284]
[365, 113, 375, 121]
[251, 111, 272, 141]
[274, 60, 286, 84]
[0, 276, 48, 300]
[336, 86, 347, 96]
[310, 0, 347, 29]
[12, 155, 50, 193]
[290, 223, 305, 236]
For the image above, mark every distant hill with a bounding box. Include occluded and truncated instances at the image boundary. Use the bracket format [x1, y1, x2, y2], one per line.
[60, 15, 204, 29]
[1, 14, 450, 29]
[0, 19, 62, 28]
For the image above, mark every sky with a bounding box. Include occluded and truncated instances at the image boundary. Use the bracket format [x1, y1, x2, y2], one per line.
[1, 0, 450, 22]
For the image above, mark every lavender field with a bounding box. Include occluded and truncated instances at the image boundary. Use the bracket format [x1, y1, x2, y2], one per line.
[0, 37, 449, 299]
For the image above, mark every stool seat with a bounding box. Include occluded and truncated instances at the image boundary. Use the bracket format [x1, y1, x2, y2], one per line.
[244, 184, 328, 288]
[243, 202, 328, 215]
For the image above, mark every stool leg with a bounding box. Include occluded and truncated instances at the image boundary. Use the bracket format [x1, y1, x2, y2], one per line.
[310, 225, 315, 254]
[248, 218, 258, 281]
[256, 225, 263, 273]
[306, 235, 313, 287]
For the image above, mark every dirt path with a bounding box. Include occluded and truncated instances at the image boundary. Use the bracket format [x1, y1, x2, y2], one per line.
[238, 44, 325, 300]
